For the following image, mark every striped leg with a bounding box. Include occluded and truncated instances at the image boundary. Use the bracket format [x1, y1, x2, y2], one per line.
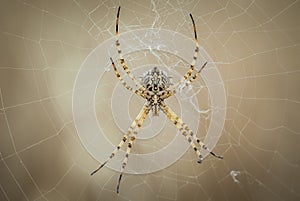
[116, 107, 150, 193]
[90, 103, 150, 176]
[170, 14, 199, 89]
[180, 61, 207, 91]
[159, 13, 200, 99]
[115, 6, 146, 92]
[161, 102, 223, 163]
[160, 61, 208, 100]
[159, 103, 202, 161]
[110, 57, 146, 99]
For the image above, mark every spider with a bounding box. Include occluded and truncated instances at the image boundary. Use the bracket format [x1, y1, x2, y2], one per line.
[91, 6, 223, 193]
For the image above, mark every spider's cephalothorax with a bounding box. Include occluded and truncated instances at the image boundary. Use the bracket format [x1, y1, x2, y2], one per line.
[91, 6, 223, 194]
[141, 67, 172, 116]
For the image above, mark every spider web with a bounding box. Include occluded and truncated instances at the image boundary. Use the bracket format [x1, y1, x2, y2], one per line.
[0, 0, 299, 201]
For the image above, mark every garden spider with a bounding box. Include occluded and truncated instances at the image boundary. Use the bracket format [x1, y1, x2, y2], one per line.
[91, 6, 223, 193]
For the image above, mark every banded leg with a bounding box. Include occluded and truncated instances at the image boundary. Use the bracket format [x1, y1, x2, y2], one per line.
[161, 102, 223, 163]
[110, 57, 146, 99]
[116, 107, 150, 193]
[90, 103, 150, 175]
[115, 6, 146, 92]
[180, 61, 207, 90]
[159, 61, 208, 100]
[159, 103, 202, 161]
[170, 14, 199, 89]
[160, 13, 200, 99]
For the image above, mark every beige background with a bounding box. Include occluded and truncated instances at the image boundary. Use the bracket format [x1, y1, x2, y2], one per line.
[0, 0, 300, 201]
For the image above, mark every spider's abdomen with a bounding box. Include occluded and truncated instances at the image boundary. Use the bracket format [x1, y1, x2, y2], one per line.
[141, 67, 171, 93]
[141, 67, 171, 116]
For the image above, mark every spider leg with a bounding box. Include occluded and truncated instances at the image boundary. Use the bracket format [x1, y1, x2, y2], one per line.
[159, 13, 199, 99]
[115, 6, 146, 92]
[160, 102, 223, 163]
[110, 57, 147, 99]
[161, 61, 208, 100]
[171, 14, 199, 89]
[116, 107, 150, 193]
[180, 61, 207, 91]
[90, 103, 150, 176]
[159, 103, 202, 161]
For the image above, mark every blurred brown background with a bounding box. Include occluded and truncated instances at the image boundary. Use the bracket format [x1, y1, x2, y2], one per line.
[0, 0, 299, 201]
